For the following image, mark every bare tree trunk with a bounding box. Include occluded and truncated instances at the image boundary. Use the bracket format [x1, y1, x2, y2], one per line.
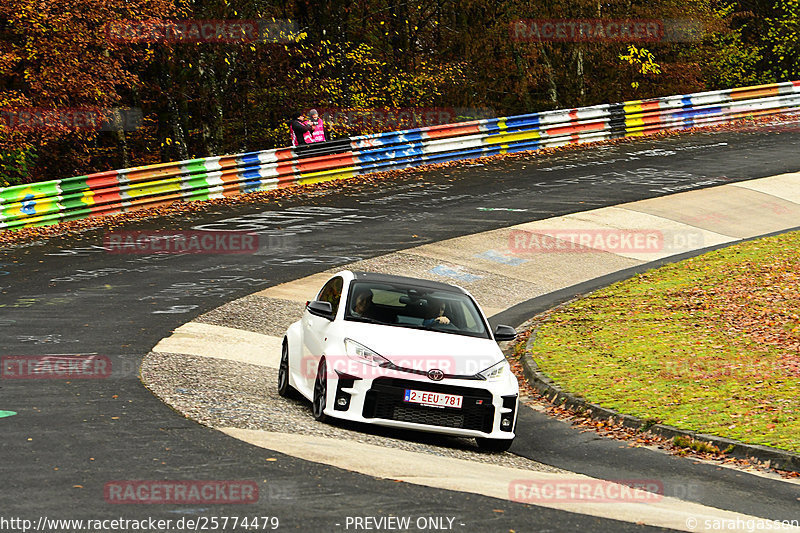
[198, 53, 225, 157]
[511, 48, 535, 112]
[538, 44, 559, 107]
[166, 90, 189, 161]
[116, 129, 129, 169]
[576, 47, 585, 103]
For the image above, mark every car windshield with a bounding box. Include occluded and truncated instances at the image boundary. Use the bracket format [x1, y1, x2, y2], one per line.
[344, 281, 490, 339]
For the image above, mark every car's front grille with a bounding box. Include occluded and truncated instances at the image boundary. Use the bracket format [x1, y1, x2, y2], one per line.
[362, 377, 494, 432]
[391, 406, 464, 428]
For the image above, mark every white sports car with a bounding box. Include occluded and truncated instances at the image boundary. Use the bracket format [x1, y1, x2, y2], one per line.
[279, 270, 520, 452]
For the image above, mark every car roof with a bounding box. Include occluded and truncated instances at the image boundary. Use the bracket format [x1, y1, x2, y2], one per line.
[350, 271, 467, 294]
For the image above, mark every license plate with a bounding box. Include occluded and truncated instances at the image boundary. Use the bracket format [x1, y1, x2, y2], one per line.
[404, 389, 462, 409]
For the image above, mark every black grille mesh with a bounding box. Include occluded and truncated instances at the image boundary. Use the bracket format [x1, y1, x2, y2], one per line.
[363, 378, 494, 432]
[391, 406, 464, 428]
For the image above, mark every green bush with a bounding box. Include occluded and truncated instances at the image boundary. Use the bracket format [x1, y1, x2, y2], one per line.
[0, 147, 37, 188]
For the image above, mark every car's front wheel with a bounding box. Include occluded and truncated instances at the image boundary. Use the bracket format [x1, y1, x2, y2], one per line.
[476, 437, 513, 453]
[277, 341, 297, 398]
[312, 358, 329, 422]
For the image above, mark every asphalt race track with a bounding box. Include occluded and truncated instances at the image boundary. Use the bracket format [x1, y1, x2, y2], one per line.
[2, 124, 800, 532]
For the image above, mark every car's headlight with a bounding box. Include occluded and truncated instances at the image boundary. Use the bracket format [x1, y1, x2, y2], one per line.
[344, 338, 390, 367]
[479, 359, 510, 381]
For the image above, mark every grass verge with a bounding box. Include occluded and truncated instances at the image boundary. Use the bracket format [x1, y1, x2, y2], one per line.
[527, 230, 800, 453]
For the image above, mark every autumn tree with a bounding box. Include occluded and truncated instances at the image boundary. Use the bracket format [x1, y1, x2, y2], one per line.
[0, 0, 174, 184]
[0, 0, 793, 185]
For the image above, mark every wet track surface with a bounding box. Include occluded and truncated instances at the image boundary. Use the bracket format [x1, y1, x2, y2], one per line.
[2, 125, 800, 531]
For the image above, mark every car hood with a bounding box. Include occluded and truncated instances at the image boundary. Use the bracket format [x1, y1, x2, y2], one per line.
[339, 322, 504, 376]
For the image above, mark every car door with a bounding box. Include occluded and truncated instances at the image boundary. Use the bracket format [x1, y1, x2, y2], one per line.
[300, 276, 343, 392]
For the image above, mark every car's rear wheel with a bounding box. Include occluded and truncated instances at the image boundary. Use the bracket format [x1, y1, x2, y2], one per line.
[476, 437, 513, 453]
[277, 341, 297, 398]
[312, 359, 328, 422]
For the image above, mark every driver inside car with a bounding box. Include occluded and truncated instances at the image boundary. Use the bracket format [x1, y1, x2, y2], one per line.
[423, 298, 451, 327]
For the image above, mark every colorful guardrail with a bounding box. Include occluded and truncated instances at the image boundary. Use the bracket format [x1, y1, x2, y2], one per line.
[2, 80, 799, 230]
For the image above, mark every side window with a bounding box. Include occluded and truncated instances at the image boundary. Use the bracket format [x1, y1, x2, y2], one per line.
[317, 276, 344, 315]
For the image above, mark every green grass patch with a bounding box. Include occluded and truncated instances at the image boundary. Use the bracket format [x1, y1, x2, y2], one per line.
[528, 230, 800, 453]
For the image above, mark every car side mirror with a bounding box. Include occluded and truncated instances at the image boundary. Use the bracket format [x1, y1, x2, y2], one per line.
[307, 300, 334, 320]
[494, 324, 517, 342]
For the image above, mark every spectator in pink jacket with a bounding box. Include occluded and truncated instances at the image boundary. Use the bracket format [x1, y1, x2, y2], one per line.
[289, 111, 314, 146]
[306, 109, 326, 143]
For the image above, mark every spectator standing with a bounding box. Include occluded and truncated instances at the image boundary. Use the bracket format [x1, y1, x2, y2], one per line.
[289, 111, 314, 146]
[307, 109, 326, 143]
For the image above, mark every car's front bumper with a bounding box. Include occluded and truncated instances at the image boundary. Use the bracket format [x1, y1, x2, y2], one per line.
[325, 369, 519, 439]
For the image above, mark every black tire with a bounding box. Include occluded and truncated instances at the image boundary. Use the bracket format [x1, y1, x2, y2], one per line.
[277, 341, 298, 398]
[476, 437, 513, 453]
[312, 358, 328, 422]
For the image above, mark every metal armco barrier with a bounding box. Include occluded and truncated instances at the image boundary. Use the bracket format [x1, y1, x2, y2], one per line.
[2, 81, 799, 230]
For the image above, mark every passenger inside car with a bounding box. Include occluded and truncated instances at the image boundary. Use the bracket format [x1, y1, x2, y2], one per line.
[351, 287, 375, 318]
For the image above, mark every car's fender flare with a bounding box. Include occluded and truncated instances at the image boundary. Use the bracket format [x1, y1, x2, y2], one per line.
[285, 321, 303, 392]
